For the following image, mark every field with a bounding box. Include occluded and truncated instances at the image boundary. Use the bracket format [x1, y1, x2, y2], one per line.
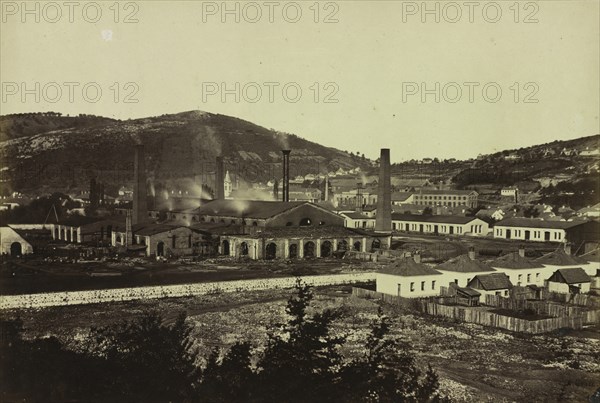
[3, 285, 599, 402]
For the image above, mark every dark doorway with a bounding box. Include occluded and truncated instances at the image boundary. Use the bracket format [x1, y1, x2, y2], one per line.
[266, 243, 277, 260]
[434, 225, 439, 235]
[321, 241, 332, 257]
[506, 229, 511, 239]
[157, 241, 165, 257]
[449, 226, 454, 235]
[289, 243, 298, 258]
[304, 241, 315, 258]
[240, 242, 249, 256]
[337, 240, 348, 251]
[419, 224, 424, 233]
[524, 230, 530, 241]
[222, 240, 230, 256]
[10, 242, 22, 256]
[544, 231, 551, 241]
[371, 239, 381, 250]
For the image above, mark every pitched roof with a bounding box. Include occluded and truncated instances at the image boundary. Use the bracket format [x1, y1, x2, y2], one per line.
[495, 217, 588, 229]
[457, 287, 481, 297]
[135, 224, 187, 236]
[554, 268, 591, 284]
[438, 254, 496, 273]
[379, 258, 441, 276]
[192, 200, 309, 219]
[491, 252, 545, 270]
[416, 189, 476, 196]
[341, 212, 372, 220]
[391, 192, 413, 202]
[535, 249, 588, 266]
[391, 213, 480, 225]
[469, 273, 512, 290]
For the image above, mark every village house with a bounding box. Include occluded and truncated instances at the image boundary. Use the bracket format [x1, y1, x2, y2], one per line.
[493, 217, 598, 245]
[376, 254, 442, 297]
[436, 249, 497, 288]
[466, 273, 513, 297]
[490, 248, 547, 287]
[546, 268, 591, 294]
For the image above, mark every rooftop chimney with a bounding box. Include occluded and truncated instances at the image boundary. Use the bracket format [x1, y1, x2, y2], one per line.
[518, 246, 525, 258]
[413, 251, 421, 264]
[375, 148, 392, 233]
[133, 144, 148, 225]
[282, 150, 291, 202]
[215, 156, 225, 200]
[468, 246, 476, 260]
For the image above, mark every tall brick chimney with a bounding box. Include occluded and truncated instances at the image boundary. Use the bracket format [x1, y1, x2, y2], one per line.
[375, 148, 391, 232]
[133, 144, 147, 225]
[215, 156, 225, 200]
[282, 150, 291, 202]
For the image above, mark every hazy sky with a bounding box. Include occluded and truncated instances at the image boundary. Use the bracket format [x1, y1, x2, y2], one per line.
[1, 0, 598, 161]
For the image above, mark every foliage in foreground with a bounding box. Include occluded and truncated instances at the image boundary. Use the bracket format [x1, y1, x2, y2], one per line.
[1, 280, 448, 402]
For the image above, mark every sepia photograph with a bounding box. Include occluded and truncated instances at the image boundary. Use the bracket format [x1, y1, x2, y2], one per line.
[1, 0, 599, 401]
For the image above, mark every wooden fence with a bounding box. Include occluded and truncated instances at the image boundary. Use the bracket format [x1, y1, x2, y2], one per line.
[352, 287, 599, 334]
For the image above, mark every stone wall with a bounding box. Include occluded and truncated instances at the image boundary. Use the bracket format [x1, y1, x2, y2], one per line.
[0, 273, 376, 310]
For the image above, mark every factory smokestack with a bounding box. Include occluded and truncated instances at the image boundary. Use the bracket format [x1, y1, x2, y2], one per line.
[282, 150, 291, 202]
[215, 156, 225, 200]
[375, 148, 391, 232]
[133, 144, 148, 225]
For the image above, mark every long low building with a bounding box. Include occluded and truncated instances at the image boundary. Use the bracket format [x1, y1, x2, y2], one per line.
[391, 213, 490, 236]
[493, 217, 599, 244]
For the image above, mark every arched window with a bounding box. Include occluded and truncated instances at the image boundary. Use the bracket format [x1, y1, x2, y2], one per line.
[222, 240, 230, 256]
[252, 221, 258, 226]
[289, 243, 298, 258]
[266, 243, 277, 260]
[321, 241, 332, 257]
[299, 218, 312, 226]
[240, 242, 249, 256]
[172, 234, 177, 249]
[304, 241, 316, 258]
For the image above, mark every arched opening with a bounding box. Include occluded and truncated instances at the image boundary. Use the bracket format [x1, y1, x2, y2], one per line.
[66, 231, 71, 242]
[54, 227, 59, 239]
[60, 228, 65, 240]
[289, 243, 298, 259]
[116, 235, 122, 245]
[10, 242, 22, 256]
[157, 241, 165, 257]
[337, 240, 348, 251]
[371, 239, 381, 251]
[201, 217, 206, 222]
[240, 242, 249, 256]
[222, 240, 230, 256]
[266, 242, 277, 260]
[210, 218, 215, 223]
[252, 221, 258, 226]
[299, 218, 312, 226]
[192, 216, 197, 222]
[353, 241, 361, 251]
[321, 241, 332, 257]
[304, 241, 316, 258]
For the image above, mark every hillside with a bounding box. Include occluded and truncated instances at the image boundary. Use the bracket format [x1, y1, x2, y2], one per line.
[0, 111, 371, 196]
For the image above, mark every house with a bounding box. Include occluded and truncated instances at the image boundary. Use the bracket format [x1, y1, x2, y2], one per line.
[493, 217, 599, 244]
[500, 187, 518, 202]
[391, 192, 414, 206]
[392, 214, 489, 236]
[546, 268, 591, 294]
[112, 224, 211, 257]
[340, 211, 375, 229]
[580, 147, 600, 157]
[476, 208, 505, 222]
[535, 247, 598, 277]
[436, 249, 497, 287]
[411, 189, 478, 208]
[578, 203, 600, 218]
[490, 248, 547, 287]
[376, 254, 442, 297]
[52, 215, 126, 245]
[0, 226, 34, 256]
[466, 273, 513, 297]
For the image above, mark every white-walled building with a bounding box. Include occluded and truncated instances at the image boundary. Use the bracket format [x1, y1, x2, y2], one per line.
[490, 249, 548, 287]
[392, 214, 490, 237]
[376, 255, 442, 297]
[546, 268, 591, 294]
[436, 251, 497, 288]
[493, 217, 596, 243]
[0, 226, 34, 256]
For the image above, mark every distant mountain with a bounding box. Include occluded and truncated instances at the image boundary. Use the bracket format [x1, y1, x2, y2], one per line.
[0, 111, 371, 196]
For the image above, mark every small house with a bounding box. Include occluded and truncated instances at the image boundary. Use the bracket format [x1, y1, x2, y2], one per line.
[467, 273, 513, 297]
[546, 268, 591, 294]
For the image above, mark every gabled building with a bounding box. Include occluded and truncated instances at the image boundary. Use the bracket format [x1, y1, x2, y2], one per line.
[376, 254, 442, 297]
[391, 214, 489, 236]
[490, 249, 547, 287]
[436, 249, 496, 287]
[0, 226, 33, 256]
[467, 273, 513, 297]
[546, 268, 591, 294]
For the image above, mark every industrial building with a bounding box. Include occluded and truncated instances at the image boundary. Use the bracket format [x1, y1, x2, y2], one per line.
[391, 214, 489, 236]
[493, 217, 599, 245]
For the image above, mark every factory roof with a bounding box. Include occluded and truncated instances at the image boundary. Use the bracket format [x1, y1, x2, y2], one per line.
[437, 254, 496, 273]
[192, 200, 318, 219]
[341, 212, 372, 220]
[223, 226, 378, 239]
[391, 213, 482, 225]
[494, 217, 588, 229]
[135, 223, 188, 236]
[378, 258, 441, 276]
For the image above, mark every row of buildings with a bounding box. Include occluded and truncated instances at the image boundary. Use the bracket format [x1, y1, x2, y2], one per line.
[376, 246, 599, 299]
